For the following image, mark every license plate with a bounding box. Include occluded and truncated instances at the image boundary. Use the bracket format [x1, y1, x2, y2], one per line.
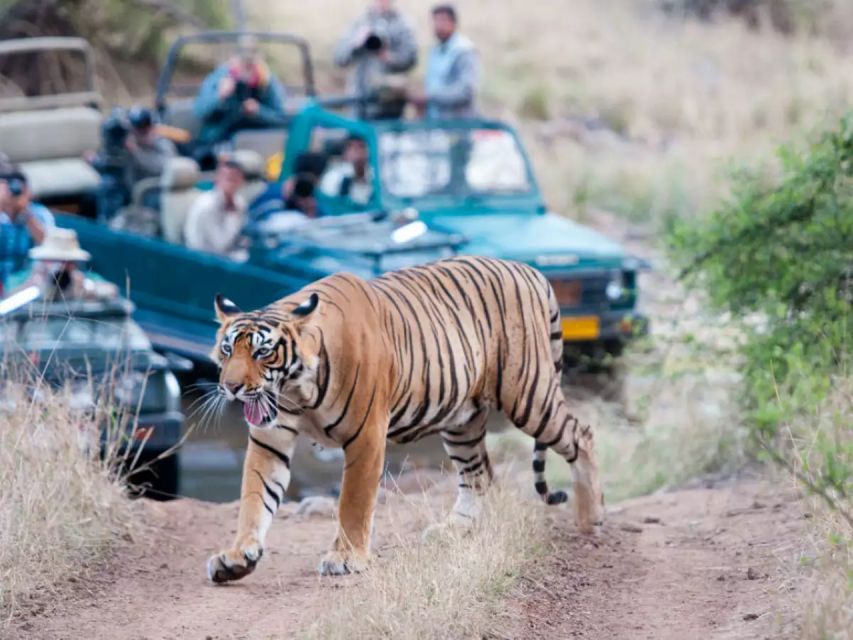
[561, 316, 600, 340]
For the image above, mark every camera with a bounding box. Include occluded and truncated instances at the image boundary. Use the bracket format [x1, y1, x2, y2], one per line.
[292, 173, 316, 199]
[7, 177, 24, 197]
[363, 32, 384, 52]
[101, 108, 130, 156]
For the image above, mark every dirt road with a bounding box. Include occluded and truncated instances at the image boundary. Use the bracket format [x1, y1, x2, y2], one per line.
[13, 475, 804, 640]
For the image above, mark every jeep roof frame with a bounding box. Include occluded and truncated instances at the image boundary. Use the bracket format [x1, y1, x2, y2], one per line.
[0, 36, 100, 113]
[154, 30, 316, 114]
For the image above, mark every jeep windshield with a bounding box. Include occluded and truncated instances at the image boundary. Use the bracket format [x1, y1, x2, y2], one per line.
[378, 125, 535, 204]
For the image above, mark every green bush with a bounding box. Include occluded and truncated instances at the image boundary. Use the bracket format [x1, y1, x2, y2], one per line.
[670, 114, 852, 518]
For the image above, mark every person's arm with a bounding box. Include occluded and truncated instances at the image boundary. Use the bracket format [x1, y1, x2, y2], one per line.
[25, 214, 47, 245]
[212, 205, 246, 255]
[382, 16, 418, 73]
[425, 48, 480, 108]
[183, 197, 207, 250]
[128, 139, 175, 177]
[333, 18, 367, 68]
[255, 77, 287, 121]
[194, 68, 229, 119]
[25, 204, 55, 245]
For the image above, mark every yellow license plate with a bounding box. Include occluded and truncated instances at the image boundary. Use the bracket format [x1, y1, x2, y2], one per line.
[561, 316, 600, 341]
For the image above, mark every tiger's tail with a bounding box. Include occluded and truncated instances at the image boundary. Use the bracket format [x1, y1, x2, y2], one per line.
[532, 280, 570, 505]
[533, 442, 569, 505]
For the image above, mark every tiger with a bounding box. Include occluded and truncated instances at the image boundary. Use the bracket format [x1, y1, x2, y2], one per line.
[206, 255, 603, 583]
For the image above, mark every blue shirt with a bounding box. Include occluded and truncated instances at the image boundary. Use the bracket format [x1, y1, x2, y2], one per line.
[0, 203, 55, 293]
[423, 33, 478, 119]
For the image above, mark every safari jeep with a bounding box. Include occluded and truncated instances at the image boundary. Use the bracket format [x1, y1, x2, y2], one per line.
[0, 37, 102, 212]
[57, 99, 647, 364]
[252, 104, 649, 363]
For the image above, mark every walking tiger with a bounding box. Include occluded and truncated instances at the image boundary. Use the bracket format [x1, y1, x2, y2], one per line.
[206, 256, 603, 582]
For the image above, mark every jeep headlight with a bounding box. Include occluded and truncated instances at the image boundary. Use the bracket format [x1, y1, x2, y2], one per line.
[605, 280, 624, 301]
[605, 270, 625, 301]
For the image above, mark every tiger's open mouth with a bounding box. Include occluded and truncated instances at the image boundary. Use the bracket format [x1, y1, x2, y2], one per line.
[242, 398, 274, 427]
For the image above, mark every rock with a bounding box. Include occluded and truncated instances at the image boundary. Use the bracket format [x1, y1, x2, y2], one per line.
[746, 567, 761, 580]
[619, 523, 643, 533]
[743, 613, 759, 621]
[295, 495, 337, 518]
[642, 516, 662, 524]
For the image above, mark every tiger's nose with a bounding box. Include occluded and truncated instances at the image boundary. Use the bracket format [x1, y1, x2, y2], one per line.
[222, 382, 243, 396]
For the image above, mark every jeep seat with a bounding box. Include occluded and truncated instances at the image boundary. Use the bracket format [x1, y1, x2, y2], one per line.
[160, 157, 202, 244]
[0, 106, 101, 200]
[233, 149, 268, 204]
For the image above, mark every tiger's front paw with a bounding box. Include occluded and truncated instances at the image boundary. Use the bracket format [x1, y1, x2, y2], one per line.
[207, 536, 263, 584]
[317, 548, 368, 576]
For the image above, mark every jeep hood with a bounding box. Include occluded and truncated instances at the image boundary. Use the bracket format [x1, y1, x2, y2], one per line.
[428, 212, 626, 265]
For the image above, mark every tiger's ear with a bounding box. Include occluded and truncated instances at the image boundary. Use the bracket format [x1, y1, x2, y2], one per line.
[214, 293, 242, 323]
[291, 292, 319, 318]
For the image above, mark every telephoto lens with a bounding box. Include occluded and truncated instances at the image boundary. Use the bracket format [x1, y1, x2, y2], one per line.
[364, 33, 384, 52]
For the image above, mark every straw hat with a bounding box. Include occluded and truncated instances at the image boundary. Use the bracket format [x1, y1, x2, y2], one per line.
[28, 227, 91, 262]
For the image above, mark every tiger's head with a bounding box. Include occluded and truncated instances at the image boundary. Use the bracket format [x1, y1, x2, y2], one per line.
[212, 293, 320, 429]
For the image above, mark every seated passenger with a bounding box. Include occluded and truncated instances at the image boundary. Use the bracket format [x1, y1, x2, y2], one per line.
[124, 106, 177, 207]
[250, 173, 324, 234]
[0, 171, 55, 293]
[194, 37, 287, 149]
[250, 152, 327, 220]
[319, 135, 373, 207]
[13, 228, 118, 302]
[183, 158, 247, 258]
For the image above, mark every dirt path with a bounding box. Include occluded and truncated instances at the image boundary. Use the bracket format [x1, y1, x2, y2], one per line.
[14, 475, 805, 640]
[502, 477, 805, 639]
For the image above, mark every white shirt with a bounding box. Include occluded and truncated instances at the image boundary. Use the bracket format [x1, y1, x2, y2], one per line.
[183, 190, 246, 256]
[319, 163, 373, 207]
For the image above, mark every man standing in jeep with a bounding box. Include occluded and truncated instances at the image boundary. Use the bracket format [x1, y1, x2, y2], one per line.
[334, 0, 417, 118]
[410, 4, 480, 119]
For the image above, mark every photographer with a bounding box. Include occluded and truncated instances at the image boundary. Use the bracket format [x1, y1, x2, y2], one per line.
[124, 107, 177, 199]
[194, 36, 287, 151]
[0, 171, 55, 291]
[334, 0, 417, 118]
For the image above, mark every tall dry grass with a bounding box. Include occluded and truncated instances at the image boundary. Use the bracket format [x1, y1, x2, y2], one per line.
[785, 376, 852, 639]
[302, 475, 546, 640]
[0, 378, 136, 620]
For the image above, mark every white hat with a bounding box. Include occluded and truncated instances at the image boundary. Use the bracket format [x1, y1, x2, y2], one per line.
[28, 227, 91, 262]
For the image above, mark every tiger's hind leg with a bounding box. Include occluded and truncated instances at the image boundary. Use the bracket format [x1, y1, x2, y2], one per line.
[427, 408, 492, 536]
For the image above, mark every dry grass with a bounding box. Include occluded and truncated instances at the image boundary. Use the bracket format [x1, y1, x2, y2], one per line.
[250, 0, 852, 223]
[0, 377, 136, 621]
[302, 474, 546, 640]
[785, 376, 853, 639]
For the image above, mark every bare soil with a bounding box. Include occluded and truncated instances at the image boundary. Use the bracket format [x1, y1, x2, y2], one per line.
[11, 474, 806, 640]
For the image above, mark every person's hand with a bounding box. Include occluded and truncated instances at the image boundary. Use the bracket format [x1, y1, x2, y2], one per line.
[242, 98, 260, 116]
[407, 88, 428, 115]
[218, 76, 236, 100]
[124, 136, 138, 153]
[353, 26, 371, 49]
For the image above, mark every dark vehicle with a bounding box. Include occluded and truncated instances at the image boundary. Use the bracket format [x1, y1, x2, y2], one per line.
[0, 290, 187, 497]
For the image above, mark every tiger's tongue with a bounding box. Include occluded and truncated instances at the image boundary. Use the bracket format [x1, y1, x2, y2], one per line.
[243, 402, 265, 425]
